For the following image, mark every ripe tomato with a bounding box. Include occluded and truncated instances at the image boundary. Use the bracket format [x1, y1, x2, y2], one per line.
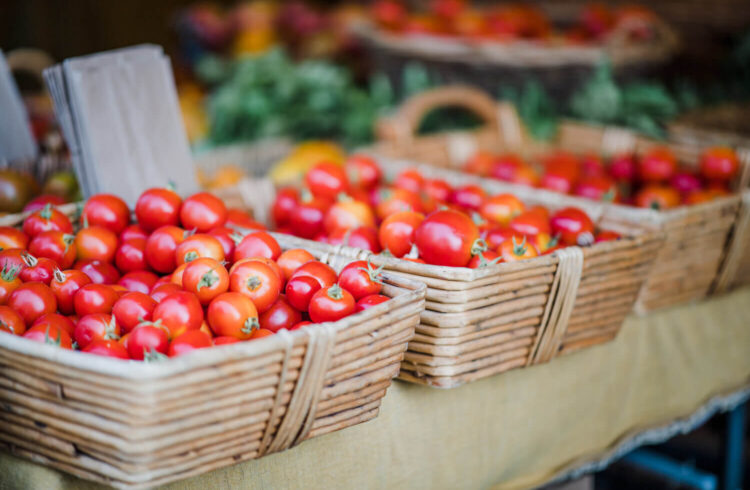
[609, 153, 636, 181]
[480, 194, 524, 225]
[464, 151, 495, 176]
[207, 226, 236, 259]
[75, 259, 121, 284]
[309, 284, 355, 323]
[136, 187, 182, 232]
[150, 283, 182, 303]
[509, 209, 551, 237]
[251, 328, 274, 339]
[0, 227, 28, 250]
[115, 238, 148, 272]
[378, 210, 424, 257]
[81, 194, 130, 234]
[0, 248, 27, 274]
[22, 203, 73, 237]
[290, 261, 337, 289]
[513, 165, 541, 186]
[289, 193, 330, 239]
[550, 207, 595, 246]
[243, 257, 284, 284]
[83, 339, 129, 359]
[180, 192, 227, 232]
[483, 227, 517, 249]
[489, 154, 524, 181]
[233, 231, 281, 262]
[207, 292, 259, 340]
[634, 185, 680, 210]
[414, 210, 479, 267]
[528, 232, 558, 254]
[277, 249, 315, 281]
[0, 305, 25, 335]
[118, 270, 159, 294]
[23, 323, 73, 349]
[175, 233, 225, 265]
[574, 175, 618, 202]
[75, 226, 118, 263]
[581, 153, 605, 176]
[272, 187, 299, 228]
[74, 284, 119, 316]
[595, 230, 621, 243]
[213, 335, 241, 345]
[701, 147, 739, 181]
[393, 168, 424, 194]
[355, 294, 390, 313]
[229, 260, 280, 313]
[23, 195, 66, 213]
[50, 269, 90, 314]
[8, 282, 57, 325]
[670, 172, 702, 195]
[33, 313, 75, 337]
[500, 236, 539, 262]
[120, 224, 148, 242]
[345, 155, 381, 189]
[285, 275, 321, 311]
[153, 291, 204, 338]
[182, 258, 229, 305]
[127, 323, 169, 360]
[323, 195, 376, 234]
[28, 231, 76, 269]
[449, 184, 487, 211]
[337, 260, 383, 300]
[305, 162, 349, 200]
[168, 329, 212, 357]
[684, 189, 715, 205]
[422, 178, 452, 203]
[639, 147, 676, 182]
[328, 226, 382, 253]
[74, 313, 121, 349]
[468, 249, 501, 268]
[145, 225, 185, 273]
[171, 263, 187, 286]
[224, 208, 263, 231]
[259, 295, 302, 332]
[19, 253, 56, 284]
[375, 187, 423, 220]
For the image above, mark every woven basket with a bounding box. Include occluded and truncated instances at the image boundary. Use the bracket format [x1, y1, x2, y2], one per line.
[0, 205, 425, 488]
[373, 86, 750, 311]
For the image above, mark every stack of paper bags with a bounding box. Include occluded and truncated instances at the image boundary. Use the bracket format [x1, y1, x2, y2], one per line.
[43, 45, 198, 205]
[0, 49, 38, 164]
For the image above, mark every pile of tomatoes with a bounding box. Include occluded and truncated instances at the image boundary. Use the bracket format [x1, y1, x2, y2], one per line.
[0, 189, 387, 361]
[464, 146, 740, 211]
[272, 156, 618, 268]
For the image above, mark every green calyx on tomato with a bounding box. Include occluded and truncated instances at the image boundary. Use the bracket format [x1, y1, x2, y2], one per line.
[471, 212, 486, 227]
[241, 317, 260, 335]
[144, 347, 168, 363]
[184, 228, 197, 240]
[379, 248, 393, 257]
[197, 269, 220, 291]
[21, 252, 38, 267]
[512, 236, 529, 256]
[62, 234, 75, 254]
[105, 316, 121, 340]
[39, 203, 53, 220]
[246, 275, 262, 291]
[357, 260, 384, 285]
[337, 192, 352, 202]
[44, 325, 62, 347]
[601, 188, 616, 202]
[136, 317, 170, 336]
[327, 284, 344, 300]
[184, 251, 199, 263]
[470, 238, 488, 256]
[1, 265, 20, 282]
[476, 253, 502, 268]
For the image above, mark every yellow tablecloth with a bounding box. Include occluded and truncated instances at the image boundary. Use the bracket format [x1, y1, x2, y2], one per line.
[3, 288, 750, 490]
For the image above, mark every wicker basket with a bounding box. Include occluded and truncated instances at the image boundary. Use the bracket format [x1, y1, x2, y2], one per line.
[0, 205, 425, 488]
[373, 86, 750, 311]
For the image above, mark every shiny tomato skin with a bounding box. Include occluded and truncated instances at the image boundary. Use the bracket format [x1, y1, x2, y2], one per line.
[135, 188, 182, 232]
[285, 275, 321, 311]
[327, 226, 382, 253]
[464, 151, 495, 176]
[378, 210, 424, 258]
[289, 195, 329, 239]
[393, 168, 424, 194]
[75, 259, 121, 284]
[289, 321, 313, 331]
[112, 291, 157, 334]
[422, 178, 452, 203]
[182, 258, 229, 305]
[272, 187, 300, 228]
[243, 257, 284, 285]
[550, 207, 595, 245]
[375, 187, 423, 219]
[0, 305, 26, 335]
[490, 154, 524, 181]
[23, 324, 73, 349]
[355, 294, 390, 313]
[207, 227, 236, 260]
[345, 155, 381, 190]
[175, 233, 225, 265]
[540, 172, 575, 194]
[81, 194, 130, 234]
[414, 210, 479, 267]
[309, 285, 355, 323]
[0, 248, 27, 274]
[32, 313, 75, 337]
[639, 147, 677, 182]
[499, 236, 539, 262]
[207, 292, 260, 340]
[118, 270, 159, 294]
[259, 295, 302, 333]
[480, 194, 525, 225]
[277, 249, 316, 281]
[251, 328, 274, 339]
[229, 260, 280, 313]
[28, 231, 76, 269]
[233, 231, 281, 262]
[305, 162, 349, 200]
[75, 226, 118, 263]
[635, 185, 681, 210]
[670, 172, 703, 195]
[127, 324, 169, 360]
[180, 192, 227, 232]
[483, 227, 517, 249]
[120, 224, 149, 242]
[153, 291, 204, 338]
[290, 261, 337, 289]
[74, 284, 119, 316]
[19, 255, 57, 284]
[468, 250, 501, 268]
[609, 153, 636, 181]
[8, 282, 57, 325]
[168, 330, 212, 357]
[448, 184, 487, 211]
[213, 335, 241, 345]
[23, 194, 66, 213]
[83, 339, 129, 359]
[509, 209, 551, 237]
[338, 260, 383, 300]
[0, 227, 28, 250]
[22, 204, 73, 237]
[595, 230, 621, 243]
[323, 197, 376, 234]
[115, 238, 148, 273]
[150, 283, 182, 303]
[224, 208, 264, 231]
[50, 269, 91, 315]
[701, 147, 739, 181]
[74, 313, 120, 349]
[145, 225, 185, 274]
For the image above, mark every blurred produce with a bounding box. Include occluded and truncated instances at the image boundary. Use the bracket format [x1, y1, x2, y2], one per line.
[269, 141, 345, 186]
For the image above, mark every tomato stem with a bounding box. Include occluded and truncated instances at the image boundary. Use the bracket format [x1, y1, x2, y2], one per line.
[327, 284, 344, 300]
[197, 269, 219, 291]
[183, 251, 198, 263]
[53, 268, 66, 283]
[241, 317, 260, 334]
[40, 203, 52, 220]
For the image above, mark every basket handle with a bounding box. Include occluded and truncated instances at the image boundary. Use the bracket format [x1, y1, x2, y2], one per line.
[376, 85, 525, 150]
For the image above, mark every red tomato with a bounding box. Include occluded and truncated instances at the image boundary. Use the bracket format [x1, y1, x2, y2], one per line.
[207, 226, 236, 259]
[32, 313, 75, 337]
[635, 185, 681, 210]
[464, 151, 495, 176]
[229, 260, 280, 313]
[338, 260, 383, 300]
[309, 284, 355, 323]
[480, 194, 524, 225]
[19, 254, 56, 284]
[328, 226, 382, 253]
[701, 147, 739, 181]
[0, 248, 27, 274]
[324, 196, 376, 234]
[22, 194, 66, 213]
[449, 184, 487, 211]
[145, 225, 186, 273]
[182, 258, 229, 305]
[232, 231, 281, 262]
[28, 231, 76, 269]
[74, 313, 121, 349]
[259, 295, 302, 332]
[375, 187, 423, 219]
[83, 339, 129, 359]
[609, 153, 636, 182]
[75, 259, 121, 284]
[22, 203, 73, 237]
[468, 249, 501, 268]
[118, 270, 159, 294]
[285, 275, 321, 311]
[0, 305, 25, 335]
[345, 155, 381, 189]
[120, 224, 148, 242]
[75, 226, 118, 263]
[171, 263, 187, 287]
[393, 168, 424, 194]
[541, 153, 580, 193]
[81, 194, 130, 234]
[512, 166, 540, 186]
[50, 269, 90, 315]
[126, 323, 169, 360]
[8, 282, 57, 325]
[153, 291, 204, 338]
[23, 323, 73, 349]
[180, 192, 227, 232]
[670, 172, 703, 195]
[540, 172, 576, 194]
[639, 147, 677, 182]
[355, 294, 390, 313]
[115, 238, 148, 272]
[290, 261, 337, 289]
[136, 188, 182, 232]
[150, 283, 182, 303]
[289, 193, 330, 239]
[277, 249, 316, 281]
[509, 209, 551, 237]
[289, 321, 313, 330]
[483, 227, 517, 249]
[251, 328, 275, 339]
[550, 207, 595, 245]
[580, 153, 605, 176]
[0, 227, 28, 250]
[422, 178, 452, 203]
[272, 187, 300, 228]
[111, 291, 157, 333]
[574, 175, 618, 202]
[414, 210, 479, 267]
[489, 154, 524, 181]
[213, 335, 241, 345]
[305, 162, 349, 200]
[207, 292, 260, 340]
[74, 284, 119, 316]
[378, 210, 424, 257]
[168, 330, 212, 357]
[499, 236, 539, 262]
[224, 208, 264, 231]
[175, 233, 225, 265]
[595, 230, 621, 243]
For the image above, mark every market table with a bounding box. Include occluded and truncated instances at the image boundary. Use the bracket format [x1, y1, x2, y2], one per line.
[3, 287, 750, 490]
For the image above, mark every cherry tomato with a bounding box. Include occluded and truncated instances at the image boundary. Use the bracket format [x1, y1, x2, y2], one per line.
[541, 153, 580, 193]
[574, 175, 618, 202]
[489, 154, 524, 181]
[0, 305, 25, 335]
[639, 147, 676, 182]
[229, 260, 280, 313]
[74, 284, 119, 316]
[168, 329, 212, 357]
[233, 231, 281, 262]
[0, 248, 27, 274]
[127, 323, 169, 360]
[259, 295, 302, 332]
[468, 249, 501, 268]
[182, 258, 229, 305]
[23, 323, 73, 349]
[528, 232, 558, 254]
[500, 236, 539, 262]
[290, 321, 313, 330]
[306, 162, 349, 200]
[272, 187, 300, 228]
[112, 291, 157, 334]
[145, 225, 186, 273]
[309, 284, 355, 323]
[345, 155, 381, 189]
[250, 327, 274, 339]
[684, 189, 716, 205]
[75, 226, 118, 263]
[171, 263, 187, 287]
[595, 230, 621, 243]
[180, 192, 227, 232]
[28, 231, 76, 269]
[393, 168, 423, 194]
[338, 260, 383, 300]
[0, 227, 28, 250]
[464, 151, 495, 176]
[17, 253, 54, 284]
[285, 275, 321, 311]
[214, 335, 241, 345]
[75, 259, 121, 284]
[23, 195, 66, 213]
[150, 283, 182, 303]
[324, 195, 376, 234]
[136, 187, 182, 232]
[670, 172, 703, 195]
[50, 269, 90, 315]
[609, 153, 636, 182]
[115, 238, 148, 273]
[118, 270, 159, 294]
[83, 339, 129, 359]
[483, 227, 517, 249]
[414, 209, 479, 267]
[701, 147, 739, 181]
[290, 192, 330, 239]
[375, 187, 423, 219]
[422, 178, 452, 203]
[480, 194, 524, 225]
[175, 233, 225, 265]
[74, 313, 121, 349]
[328, 226, 382, 253]
[208, 227, 236, 259]
[449, 184, 487, 211]
[120, 224, 148, 242]
[355, 294, 390, 313]
[244, 257, 284, 284]
[509, 209, 551, 237]
[22, 204, 73, 238]
[378, 210, 424, 258]
[635, 185, 680, 210]
[290, 261, 337, 289]
[8, 282, 57, 325]
[153, 291, 204, 338]
[33, 313, 74, 337]
[550, 207, 595, 245]
[81, 194, 130, 234]
[207, 292, 260, 340]
[277, 249, 315, 281]
[224, 208, 264, 231]
[581, 153, 605, 176]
